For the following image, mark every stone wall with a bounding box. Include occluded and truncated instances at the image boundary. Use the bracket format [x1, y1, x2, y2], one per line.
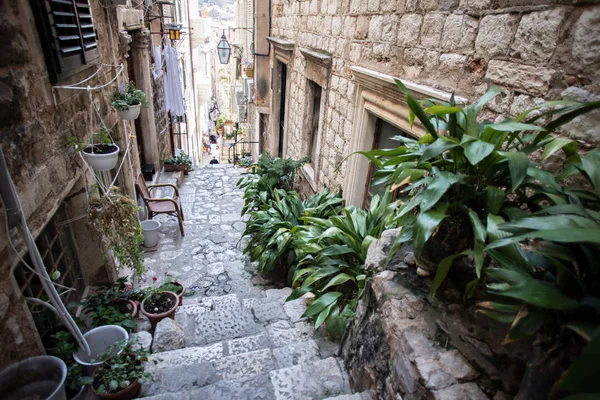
[267, 0, 600, 197]
[341, 229, 543, 399]
[0, 0, 144, 369]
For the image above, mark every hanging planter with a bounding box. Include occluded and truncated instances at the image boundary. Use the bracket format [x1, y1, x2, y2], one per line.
[111, 81, 147, 121]
[116, 104, 141, 121]
[82, 144, 120, 171]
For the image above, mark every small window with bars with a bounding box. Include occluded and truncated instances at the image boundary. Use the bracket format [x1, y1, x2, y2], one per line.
[13, 204, 85, 309]
[30, 0, 100, 83]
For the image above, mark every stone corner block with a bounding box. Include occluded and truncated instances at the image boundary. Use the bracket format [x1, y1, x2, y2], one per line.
[485, 60, 554, 96]
[152, 317, 185, 353]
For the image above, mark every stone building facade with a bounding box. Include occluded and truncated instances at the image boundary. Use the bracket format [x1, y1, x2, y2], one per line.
[257, 0, 600, 205]
[0, 0, 173, 369]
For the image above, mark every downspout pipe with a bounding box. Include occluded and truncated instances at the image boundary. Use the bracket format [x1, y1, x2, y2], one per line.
[0, 146, 91, 356]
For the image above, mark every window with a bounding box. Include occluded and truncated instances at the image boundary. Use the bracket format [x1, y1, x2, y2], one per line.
[363, 119, 409, 208]
[305, 80, 322, 164]
[30, 0, 100, 83]
[14, 204, 85, 305]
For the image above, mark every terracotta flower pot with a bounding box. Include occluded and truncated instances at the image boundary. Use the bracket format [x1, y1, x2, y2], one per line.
[91, 356, 142, 400]
[172, 282, 186, 306]
[115, 299, 138, 319]
[140, 291, 178, 329]
[163, 164, 178, 172]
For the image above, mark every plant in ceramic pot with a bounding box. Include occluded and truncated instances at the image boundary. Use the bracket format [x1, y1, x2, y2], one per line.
[162, 156, 178, 172]
[158, 279, 186, 306]
[111, 81, 147, 120]
[175, 151, 192, 174]
[91, 339, 155, 400]
[140, 290, 179, 329]
[68, 127, 120, 171]
[70, 277, 138, 332]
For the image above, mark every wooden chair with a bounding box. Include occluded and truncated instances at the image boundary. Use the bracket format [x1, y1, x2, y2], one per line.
[136, 173, 185, 236]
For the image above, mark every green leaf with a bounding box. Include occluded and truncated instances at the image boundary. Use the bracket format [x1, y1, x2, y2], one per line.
[109, 380, 119, 391]
[413, 210, 447, 259]
[485, 186, 505, 215]
[302, 292, 343, 318]
[418, 171, 461, 213]
[505, 304, 547, 342]
[552, 328, 600, 396]
[541, 137, 576, 161]
[486, 122, 546, 132]
[468, 210, 486, 277]
[314, 303, 336, 329]
[461, 135, 496, 165]
[581, 148, 600, 197]
[395, 79, 439, 139]
[430, 251, 468, 297]
[499, 151, 529, 192]
[419, 137, 459, 163]
[322, 273, 354, 291]
[423, 105, 463, 115]
[486, 268, 579, 310]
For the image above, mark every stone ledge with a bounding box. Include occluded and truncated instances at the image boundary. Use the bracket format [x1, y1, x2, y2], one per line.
[299, 47, 332, 67]
[266, 36, 295, 51]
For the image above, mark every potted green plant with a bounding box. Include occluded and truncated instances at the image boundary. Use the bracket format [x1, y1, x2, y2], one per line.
[91, 339, 155, 400]
[111, 81, 147, 120]
[140, 290, 179, 329]
[68, 127, 120, 171]
[158, 279, 186, 306]
[162, 156, 178, 172]
[175, 152, 192, 175]
[71, 278, 138, 332]
[87, 190, 146, 278]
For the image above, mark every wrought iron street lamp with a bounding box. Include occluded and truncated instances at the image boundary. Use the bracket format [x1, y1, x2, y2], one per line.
[217, 33, 231, 64]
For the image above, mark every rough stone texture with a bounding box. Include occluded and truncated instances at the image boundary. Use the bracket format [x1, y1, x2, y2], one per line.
[131, 331, 153, 351]
[397, 14, 423, 47]
[152, 318, 186, 352]
[475, 14, 520, 58]
[441, 14, 478, 53]
[510, 9, 565, 63]
[572, 8, 600, 65]
[485, 60, 554, 96]
[420, 13, 445, 49]
[138, 167, 361, 400]
[269, 357, 352, 400]
[342, 229, 538, 399]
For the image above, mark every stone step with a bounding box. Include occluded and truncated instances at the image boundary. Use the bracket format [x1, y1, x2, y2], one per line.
[269, 357, 352, 400]
[323, 392, 374, 400]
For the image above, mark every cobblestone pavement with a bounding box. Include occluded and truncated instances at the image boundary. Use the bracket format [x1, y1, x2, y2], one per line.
[136, 166, 371, 400]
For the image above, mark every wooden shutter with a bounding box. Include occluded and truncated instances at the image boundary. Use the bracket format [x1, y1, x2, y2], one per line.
[30, 0, 100, 82]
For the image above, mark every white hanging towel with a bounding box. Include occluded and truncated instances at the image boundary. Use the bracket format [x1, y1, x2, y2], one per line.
[162, 45, 172, 112]
[168, 45, 186, 117]
[152, 45, 162, 79]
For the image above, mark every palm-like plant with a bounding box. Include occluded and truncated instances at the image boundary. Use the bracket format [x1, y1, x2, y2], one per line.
[358, 81, 600, 297]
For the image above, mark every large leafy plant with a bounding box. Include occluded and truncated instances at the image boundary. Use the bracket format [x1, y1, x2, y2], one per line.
[288, 192, 398, 337]
[241, 188, 344, 274]
[111, 81, 147, 111]
[359, 81, 600, 297]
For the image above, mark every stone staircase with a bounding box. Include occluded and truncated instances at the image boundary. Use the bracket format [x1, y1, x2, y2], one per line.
[137, 289, 370, 400]
[131, 166, 370, 400]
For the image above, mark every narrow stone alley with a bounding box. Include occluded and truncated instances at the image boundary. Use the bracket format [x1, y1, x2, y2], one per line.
[135, 165, 370, 400]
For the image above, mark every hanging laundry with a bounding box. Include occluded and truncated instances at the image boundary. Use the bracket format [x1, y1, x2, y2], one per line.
[162, 44, 185, 117]
[152, 45, 162, 79]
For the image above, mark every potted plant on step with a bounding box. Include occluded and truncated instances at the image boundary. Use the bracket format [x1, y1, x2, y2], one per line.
[111, 81, 147, 120]
[140, 289, 179, 329]
[162, 156, 178, 172]
[68, 127, 120, 171]
[48, 331, 94, 400]
[158, 279, 186, 306]
[91, 339, 155, 400]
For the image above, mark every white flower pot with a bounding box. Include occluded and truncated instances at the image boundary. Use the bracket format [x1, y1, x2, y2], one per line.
[0, 355, 67, 400]
[73, 325, 128, 376]
[82, 144, 120, 171]
[141, 219, 161, 248]
[117, 104, 141, 120]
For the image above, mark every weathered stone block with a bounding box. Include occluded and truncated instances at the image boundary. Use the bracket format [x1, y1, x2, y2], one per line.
[152, 318, 185, 353]
[438, 0, 459, 11]
[510, 9, 565, 63]
[431, 382, 488, 400]
[485, 60, 554, 96]
[420, 13, 445, 49]
[369, 15, 384, 41]
[572, 8, 600, 65]
[355, 15, 370, 40]
[475, 14, 519, 58]
[442, 14, 478, 53]
[398, 14, 423, 47]
[439, 53, 466, 75]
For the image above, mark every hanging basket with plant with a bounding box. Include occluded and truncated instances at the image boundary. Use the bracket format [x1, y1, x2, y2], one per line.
[111, 81, 147, 120]
[87, 190, 146, 278]
[68, 127, 120, 171]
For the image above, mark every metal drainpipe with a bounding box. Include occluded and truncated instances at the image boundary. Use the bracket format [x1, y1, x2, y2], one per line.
[0, 146, 91, 356]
